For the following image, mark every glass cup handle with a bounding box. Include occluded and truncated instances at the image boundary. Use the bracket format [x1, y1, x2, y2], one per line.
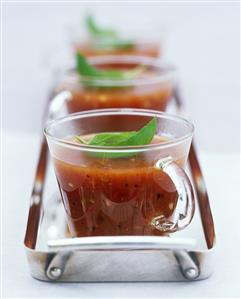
[155, 156, 195, 231]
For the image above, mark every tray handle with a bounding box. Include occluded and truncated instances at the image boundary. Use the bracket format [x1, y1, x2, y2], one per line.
[24, 90, 72, 249]
[46, 237, 199, 281]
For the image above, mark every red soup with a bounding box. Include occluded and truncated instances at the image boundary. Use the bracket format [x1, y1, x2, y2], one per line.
[53, 135, 186, 237]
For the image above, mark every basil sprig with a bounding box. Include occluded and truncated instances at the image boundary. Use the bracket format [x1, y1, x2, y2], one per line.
[86, 15, 134, 50]
[86, 15, 118, 39]
[76, 53, 146, 86]
[74, 118, 157, 159]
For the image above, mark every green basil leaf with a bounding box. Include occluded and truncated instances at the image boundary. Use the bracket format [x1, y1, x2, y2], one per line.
[106, 40, 134, 50]
[74, 118, 157, 159]
[76, 53, 100, 77]
[92, 39, 134, 51]
[89, 131, 136, 146]
[76, 53, 146, 87]
[85, 15, 134, 50]
[118, 117, 157, 147]
[86, 15, 118, 39]
[74, 136, 87, 144]
[122, 65, 147, 80]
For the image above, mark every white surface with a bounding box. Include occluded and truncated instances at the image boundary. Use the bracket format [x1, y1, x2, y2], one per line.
[2, 130, 240, 298]
[2, 2, 240, 152]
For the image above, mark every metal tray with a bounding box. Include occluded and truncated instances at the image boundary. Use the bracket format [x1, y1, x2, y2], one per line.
[24, 90, 215, 282]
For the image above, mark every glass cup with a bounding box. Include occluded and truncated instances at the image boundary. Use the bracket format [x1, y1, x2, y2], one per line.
[45, 109, 195, 238]
[55, 55, 176, 114]
[66, 16, 165, 58]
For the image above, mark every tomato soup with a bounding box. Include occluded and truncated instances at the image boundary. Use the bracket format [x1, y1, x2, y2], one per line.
[53, 135, 185, 237]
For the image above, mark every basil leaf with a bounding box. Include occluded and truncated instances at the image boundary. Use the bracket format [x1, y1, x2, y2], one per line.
[122, 65, 147, 80]
[93, 39, 134, 51]
[85, 15, 134, 50]
[74, 136, 87, 144]
[86, 15, 118, 39]
[89, 131, 136, 146]
[106, 40, 134, 50]
[76, 53, 100, 77]
[117, 117, 157, 146]
[76, 53, 146, 86]
[74, 118, 157, 159]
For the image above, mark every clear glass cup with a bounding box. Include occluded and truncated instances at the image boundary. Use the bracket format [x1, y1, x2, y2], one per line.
[68, 21, 164, 58]
[45, 109, 195, 238]
[55, 55, 176, 114]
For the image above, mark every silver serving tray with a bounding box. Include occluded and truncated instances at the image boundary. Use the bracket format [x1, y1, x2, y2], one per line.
[24, 90, 215, 282]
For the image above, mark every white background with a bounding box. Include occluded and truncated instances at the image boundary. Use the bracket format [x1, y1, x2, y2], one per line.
[2, 1, 240, 299]
[3, 1, 240, 152]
